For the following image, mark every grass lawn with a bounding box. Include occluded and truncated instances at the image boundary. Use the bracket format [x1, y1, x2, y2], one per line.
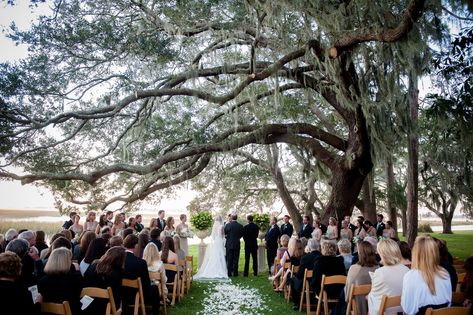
[171, 232, 473, 314]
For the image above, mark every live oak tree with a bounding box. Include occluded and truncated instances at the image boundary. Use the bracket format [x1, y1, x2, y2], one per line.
[0, 0, 430, 225]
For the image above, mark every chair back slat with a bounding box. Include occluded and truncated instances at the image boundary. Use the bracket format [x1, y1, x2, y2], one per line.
[425, 307, 470, 315]
[40, 301, 72, 315]
[377, 295, 401, 315]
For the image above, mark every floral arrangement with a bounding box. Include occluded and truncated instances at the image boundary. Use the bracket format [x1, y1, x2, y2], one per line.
[197, 282, 270, 315]
[352, 236, 362, 244]
[190, 211, 213, 231]
[252, 213, 271, 231]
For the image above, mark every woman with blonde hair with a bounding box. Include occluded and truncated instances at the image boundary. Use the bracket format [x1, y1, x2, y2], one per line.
[326, 217, 338, 240]
[143, 243, 168, 295]
[272, 238, 303, 288]
[111, 214, 125, 236]
[367, 239, 409, 315]
[274, 238, 304, 292]
[401, 235, 451, 315]
[84, 211, 98, 232]
[173, 235, 186, 260]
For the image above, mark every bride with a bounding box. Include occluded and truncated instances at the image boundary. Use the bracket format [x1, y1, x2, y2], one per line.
[193, 215, 229, 281]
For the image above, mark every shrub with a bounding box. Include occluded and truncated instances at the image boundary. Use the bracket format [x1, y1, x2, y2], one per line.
[253, 213, 271, 231]
[190, 211, 213, 231]
[418, 223, 433, 233]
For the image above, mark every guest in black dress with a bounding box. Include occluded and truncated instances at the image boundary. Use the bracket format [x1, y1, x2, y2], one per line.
[38, 247, 84, 315]
[83, 246, 126, 314]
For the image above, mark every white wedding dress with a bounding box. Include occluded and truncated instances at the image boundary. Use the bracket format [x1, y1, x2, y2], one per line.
[193, 216, 229, 281]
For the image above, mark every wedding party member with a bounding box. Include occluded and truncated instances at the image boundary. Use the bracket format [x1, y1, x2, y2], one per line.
[163, 216, 175, 237]
[83, 246, 125, 314]
[157, 210, 166, 231]
[68, 214, 84, 240]
[173, 235, 186, 260]
[149, 218, 159, 230]
[73, 231, 96, 262]
[382, 220, 396, 239]
[364, 220, 377, 237]
[354, 218, 367, 240]
[38, 247, 84, 315]
[84, 211, 98, 232]
[311, 218, 323, 242]
[135, 214, 144, 232]
[111, 214, 125, 236]
[265, 216, 281, 275]
[298, 215, 313, 239]
[376, 214, 385, 237]
[367, 239, 409, 315]
[128, 217, 137, 233]
[95, 214, 108, 234]
[243, 215, 259, 277]
[62, 211, 77, 230]
[345, 215, 357, 234]
[401, 235, 452, 314]
[0, 252, 36, 314]
[309, 240, 346, 299]
[176, 214, 190, 255]
[327, 217, 339, 240]
[344, 241, 379, 315]
[340, 220, 353, 241]
[290, 239, 321, 310]
[224, 213, 244, 277]
[280, 215, 293, 237]
[105, 210, 114, 227]
[80, 237, 107, 275]
[193, 215, 228, 280]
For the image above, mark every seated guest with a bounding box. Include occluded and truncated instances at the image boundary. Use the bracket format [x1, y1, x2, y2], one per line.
[83, 246, 125, 314]
[109, 235, 123, 248]
[337, 239, 353, 272]
[138, 232, 150, 258]
[401, 235, 452, 314]
[6, 238, 42, 287]
[0, 252, 36, 314]
[73, 231, 96, 262]
[4, 228, 18, 246]
[460, 255, 473, 309]
[344, 241, 379, 315]
[434, 237, 457, 291]
[18, 230, 36, 247]
[290, 239, 321, 310]
[38, 247, 84, 315]
[271, 237, 296, 286]
[160, 236, 178, 282]
[274, 238, 304, 292]
[143, 242, 167, 296]
[80, 238, 107, 276]
[150, 228, 162, 251]
[273, 234, 290, 275]
[399, 241, 412, 268]
[367, 239, 409, 315]
[309, 240, 346, 299]
[34, 230, 48, 254]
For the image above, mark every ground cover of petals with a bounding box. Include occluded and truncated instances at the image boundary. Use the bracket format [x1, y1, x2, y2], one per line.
[196, 282, 270, 315]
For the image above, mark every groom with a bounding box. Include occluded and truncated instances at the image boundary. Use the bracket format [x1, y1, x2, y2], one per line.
[224, 213, 244, 277]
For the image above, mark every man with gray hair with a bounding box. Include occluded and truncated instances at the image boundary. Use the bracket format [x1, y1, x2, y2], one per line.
[5, 228, 18, 245]
[6, 238, 43, 286]
[18, 230, 36, 247]
[290, 238, 321, 310]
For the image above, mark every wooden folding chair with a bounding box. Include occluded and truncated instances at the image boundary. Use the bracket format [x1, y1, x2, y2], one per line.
[299, 269, 313, 312]
[40, 301, 72, 315]
[457, 273, 466, 292]
[80, 287, 118, 315]
[185, 255, 193, 293]
[345, 283, 371, 315]
[425, 307, 470, 315]
[377, 295, 401, 315]
[178, 259, 187, 297]
[285, 265, 299, 302]
[452, 291, 465, 306]
[149, 271, 167, 315]
[273, 257, 280, 276]
[315, 275, 347, 315]
[164, 263, 180, 306]
[122, 277, 146, 315]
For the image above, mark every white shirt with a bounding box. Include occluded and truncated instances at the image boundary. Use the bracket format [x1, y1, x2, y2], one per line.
[401, 269, 451, 315]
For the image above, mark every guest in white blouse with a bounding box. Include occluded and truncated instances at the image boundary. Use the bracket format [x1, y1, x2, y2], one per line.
[401, 235, 451, 315]
[367, 239, 409, 315]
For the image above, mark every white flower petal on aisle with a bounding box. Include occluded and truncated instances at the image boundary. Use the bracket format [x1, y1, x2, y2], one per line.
[197, 282, 270, 315]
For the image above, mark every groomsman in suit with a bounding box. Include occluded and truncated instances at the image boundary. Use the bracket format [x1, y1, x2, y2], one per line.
[224, 214, 244, 277]
[345, 215, 356, 234]
[264, 217, 281, 275]
[376, 214, 385, 236]
[243, 215, 259, 277]
[280, 215, 294, 237]
[157, 210, 166, 231]
[298, 215, 314, 239]
[105, 210, 114, 228]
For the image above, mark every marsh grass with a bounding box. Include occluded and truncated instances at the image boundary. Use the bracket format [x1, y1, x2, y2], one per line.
[0, 220, 64, 241]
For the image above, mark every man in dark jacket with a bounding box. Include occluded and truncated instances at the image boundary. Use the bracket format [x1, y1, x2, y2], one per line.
[243, 215, 259, 277]
[264, 216, 281, 275]
[280, 215, 294, 237]
[290, 238, 321, 310]
[224, 214, 244, 277]
[298, 215, 314, 239]
[376, 214, 385, 237]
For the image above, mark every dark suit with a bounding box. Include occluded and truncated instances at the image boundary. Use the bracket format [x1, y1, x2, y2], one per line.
[224, 220, 244, 276]
[376, 222, 385, 236]
[264, 224, 281, 274]
[280, 222, 294, 237]
[243, 222, 259, 276]
[290, 250, 321, 307]
[309, 256, 346, 299]
[123, 251, 153, 315]
[298, 224, 314, 239]
[38, 272, 84, 315]
[157, 218, 166, 231]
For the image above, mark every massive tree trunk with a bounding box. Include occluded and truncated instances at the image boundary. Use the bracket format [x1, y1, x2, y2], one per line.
[400, 208, 408, 236]
[406, 74, 419, 247]
[385, 157, 398, 231]
[272, 166, 303, 231]
[362, 172, 377, 223]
